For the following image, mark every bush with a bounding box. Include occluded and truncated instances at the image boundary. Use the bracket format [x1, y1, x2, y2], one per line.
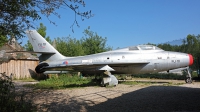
[0, 72, 34, 112]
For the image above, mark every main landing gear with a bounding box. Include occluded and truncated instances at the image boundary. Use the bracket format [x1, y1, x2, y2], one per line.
[97, 65, 118, 87]
[100, 71, 118, 87]
[185, 68, 192, 84]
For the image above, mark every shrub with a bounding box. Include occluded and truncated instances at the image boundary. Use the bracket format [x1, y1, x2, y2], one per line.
[0, 72, 34, 112]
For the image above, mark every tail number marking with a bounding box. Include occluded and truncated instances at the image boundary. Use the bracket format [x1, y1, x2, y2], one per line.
[38, 43, 46, 49]
[171, 60, 180, 63]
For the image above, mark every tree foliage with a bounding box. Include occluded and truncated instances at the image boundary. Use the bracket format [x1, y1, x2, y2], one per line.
[81, 27, 112, 55]
[24, 41, 33, 51]
[157, 34, 200, 70]
[0, 36, 7, 47]
[55, 36, 84, 56]
[0, 0, 93, 39]
[55, 27, 112, 56]
[0, 0, 40, 39]
[37, 23, 47, 37]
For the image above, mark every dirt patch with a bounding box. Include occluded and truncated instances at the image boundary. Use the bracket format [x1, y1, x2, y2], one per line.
[14, 80, 200, 112]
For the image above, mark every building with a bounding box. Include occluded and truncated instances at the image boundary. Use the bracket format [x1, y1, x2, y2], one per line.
[0, 38, 39, 79]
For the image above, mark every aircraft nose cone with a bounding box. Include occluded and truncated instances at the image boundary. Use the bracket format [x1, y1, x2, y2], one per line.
[188, 54, 193, 66]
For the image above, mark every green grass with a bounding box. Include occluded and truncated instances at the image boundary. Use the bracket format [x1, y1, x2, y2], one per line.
[26, 75, 98, 89]
[120, 80, 167, 85]
[25, 72, 198, 89]
[120, 80, 185, 86]
[131, 72, 197, 80]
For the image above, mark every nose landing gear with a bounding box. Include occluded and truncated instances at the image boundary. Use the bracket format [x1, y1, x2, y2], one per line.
[185, 68, 192, 84]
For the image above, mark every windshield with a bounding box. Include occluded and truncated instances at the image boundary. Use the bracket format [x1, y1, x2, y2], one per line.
[129, 46, 139, 50]
[138, 45, 163, 50]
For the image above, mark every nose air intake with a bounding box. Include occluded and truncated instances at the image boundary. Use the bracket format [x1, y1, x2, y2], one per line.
[188, 54, 193, 66]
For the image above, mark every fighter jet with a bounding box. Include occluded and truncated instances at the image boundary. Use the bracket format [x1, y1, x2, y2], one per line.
[26, 30, 194, 86]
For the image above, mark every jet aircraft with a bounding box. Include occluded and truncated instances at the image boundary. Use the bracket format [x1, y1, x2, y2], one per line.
[26, 30, 194, 86]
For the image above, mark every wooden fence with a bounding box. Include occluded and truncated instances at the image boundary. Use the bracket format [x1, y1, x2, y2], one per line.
[0, 60, 39, 79]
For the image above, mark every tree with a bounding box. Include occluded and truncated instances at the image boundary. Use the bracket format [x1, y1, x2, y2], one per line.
[37, 23, 47, 37]
[55, 36, 84, 56]
[157, 44, 174, 51]
[0, 0, 93, 39]
[24, 41, 33, 51]
[0, 36, 7, 47]
[81, 27, 112, 55]
[184, 34, 199, 69]
[55, 27, 112, 56]
[185, 34, 199, 55]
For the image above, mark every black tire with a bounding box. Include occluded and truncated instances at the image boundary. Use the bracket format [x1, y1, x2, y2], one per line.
[185, 77, 192, 84]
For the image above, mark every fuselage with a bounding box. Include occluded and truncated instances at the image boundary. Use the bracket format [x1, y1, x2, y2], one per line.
[46, 45, 193, 75]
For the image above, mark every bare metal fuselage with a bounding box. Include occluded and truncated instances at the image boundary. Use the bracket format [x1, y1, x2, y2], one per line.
[45, 46, 192, 75]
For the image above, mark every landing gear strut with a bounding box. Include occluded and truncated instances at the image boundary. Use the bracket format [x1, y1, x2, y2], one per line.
[98, 65, 118, 87]
[185, 68, 192, 84]
[101, 71, 118, 87]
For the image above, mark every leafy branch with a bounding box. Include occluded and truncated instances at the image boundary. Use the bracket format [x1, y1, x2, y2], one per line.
[0, 0, 93, 39]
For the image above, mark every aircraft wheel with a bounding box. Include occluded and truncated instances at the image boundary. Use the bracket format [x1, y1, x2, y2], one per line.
[101, 80, 109, 87]
[185, 77, 192, 84]
[105, 83, 109, 87]
[101, 80, 105, 87]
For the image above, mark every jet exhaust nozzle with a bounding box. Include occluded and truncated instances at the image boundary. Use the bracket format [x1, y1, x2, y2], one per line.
[35, 63, 49, 73]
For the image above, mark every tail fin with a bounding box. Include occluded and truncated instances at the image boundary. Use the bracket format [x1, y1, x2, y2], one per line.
[25, 30, 66, 62]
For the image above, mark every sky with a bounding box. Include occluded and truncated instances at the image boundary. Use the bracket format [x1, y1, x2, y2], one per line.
[22, 0, 200, 49]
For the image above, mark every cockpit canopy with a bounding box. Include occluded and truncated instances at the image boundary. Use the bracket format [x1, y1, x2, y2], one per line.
[129, 45, 163, 51]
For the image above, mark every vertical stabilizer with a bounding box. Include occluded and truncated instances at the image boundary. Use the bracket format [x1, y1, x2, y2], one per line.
[26, 30, 66, 62]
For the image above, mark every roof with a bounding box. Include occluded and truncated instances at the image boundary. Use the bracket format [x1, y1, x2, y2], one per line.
[0, 38, 38, 63]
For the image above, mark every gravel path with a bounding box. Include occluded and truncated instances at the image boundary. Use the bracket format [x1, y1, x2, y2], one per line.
[14, 80, 200, 112]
